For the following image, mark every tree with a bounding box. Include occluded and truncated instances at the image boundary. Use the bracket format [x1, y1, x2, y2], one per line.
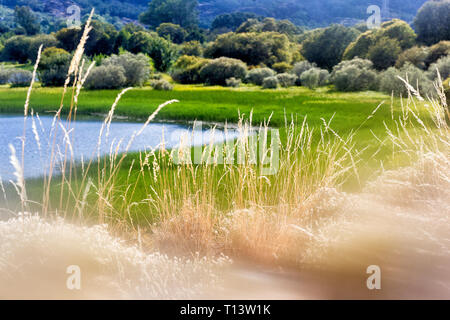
[379, 19, 416, 50]
[181, 40, 203, 56]
[126, 32, 178, 72]
[426, 41, 450, 66]
[156, 23, 187, 44]
[14, 6, 40, 36]
[0, 36, 31, 63]
[235, 17, 301, 37]
[368, 37, 402, 70]
[116, 23, 146, 50]
[261, 18, 278, 32]
[200, 57, 247, 85]
[205, 32, 293, 67]
[301, 25, 359, 70]
[343, 31, 376, 60]
[171, 55, 210, 84]
[344, 19, 416, 61]
[139, 0, 198, 29]
[83, 20, 120, 56]
[56, 28, 82, 52]
[39, 47, 72, 87]
[145, 36, 179, 72]
[102, 52, 152, 86]
[85, 65, 127, 90]
[414, 0, 450, 45]
[331, 58, 377, 92]
[396, 46, 429, 69]
[0, 34, 58, 63]
[211, 12, 260, 31]
[125, 31, 154, 54]
[236, 19, 261, 33]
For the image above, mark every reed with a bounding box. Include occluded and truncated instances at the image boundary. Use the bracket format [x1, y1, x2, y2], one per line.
[1, 17, 448, 271]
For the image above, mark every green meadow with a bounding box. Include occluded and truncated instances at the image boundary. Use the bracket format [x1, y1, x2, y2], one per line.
[0, 84, 396, 145]
[2, 83, 422, 223]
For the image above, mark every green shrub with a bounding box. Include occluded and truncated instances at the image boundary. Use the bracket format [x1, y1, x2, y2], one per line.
[0, 67, 11, 84]
[291, 61, 316, 81]
[272, 62, 293, 73]
[146, 36, 179, 72]
[156, 23, 187, 44]
[9, 69, 33, 87]
[300, 24, 360, 70]
[367, 37, 402, 70]
[126, 32, 178, 72]
[225, 77, 241, 88]
[171, 55, 210, 84]
[151, 79, 174, 91]
[343, 31, 376, 60]
[396, 46, 429, 70]
[378, 64, 434, 97]
[344, 19, 416, 65]
[426, 41, 450, 66]
[28, 35, 59, 62]
[181, 41, 203, 57]
[380, 19, 416, 50]
[1, 34, 59, 63]
[276, 73, 297, 87]
[331, 57, 374, 75]
[39, 47, 72, 87]
[299, 68, 320, 89]
[428, 55, 450, 81]
[200, 57, 247, 86]
[205, 32, 293, 67]
[0, 36, 32, 63]
[245, 68, 275, 85]
[414, 0, 450, 45]
[85, 65, 127, 90]
[331, 58, 377, 91]
[332, 66, 377, 92]
[55, 27, 82, 52]
[102, 52, 152, 87]
[262, 76, 279, 89]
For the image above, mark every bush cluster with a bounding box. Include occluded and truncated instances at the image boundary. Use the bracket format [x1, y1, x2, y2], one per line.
[428, 55, 450, 81]
[331, 58, 377, 92]
[262, 76, 279, 89]
[9, 69, 33, 87]
[102, 52, 152, 87]
[199, 57, 247, 86]
[245, 68, 275, 85]
[39, 47, 72, 87]
[276, 73, 297, 87]
[378, 63, 434, 97]
[85, 65, 127, 90]
[171, 55, 209, 84]
[0, 68, 11, 85]
[225, 77, 241, 88]
[85, 52, 152, 89]
[151, 79, 174, 91]
[300, 68, 329, 89]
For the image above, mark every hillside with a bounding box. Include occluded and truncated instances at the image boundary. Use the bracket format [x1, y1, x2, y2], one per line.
[0, 0, 429, 28]
[199, 0, 428, 27]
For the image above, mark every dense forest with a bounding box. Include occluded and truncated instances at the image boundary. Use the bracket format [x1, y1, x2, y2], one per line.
[0, 0, 428, 28]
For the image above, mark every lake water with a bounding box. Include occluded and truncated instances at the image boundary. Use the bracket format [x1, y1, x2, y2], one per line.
[0, 115, 240, 182]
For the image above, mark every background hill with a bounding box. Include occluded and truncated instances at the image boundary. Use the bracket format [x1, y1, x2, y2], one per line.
[0, 0, 428, 29]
